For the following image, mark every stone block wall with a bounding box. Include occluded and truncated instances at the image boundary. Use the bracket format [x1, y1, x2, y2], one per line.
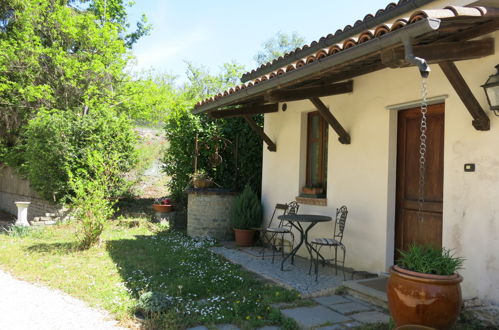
[187, 189, 236, 240]
[0, 166, 61, 220]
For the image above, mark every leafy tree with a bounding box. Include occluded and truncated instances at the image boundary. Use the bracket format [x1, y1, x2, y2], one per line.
[183, 61, 245, 100]
[0, 0, 146, 202]
[0, 0, 148, 150]
[117, 71, 179, 124]
[254, 31, 306, 66]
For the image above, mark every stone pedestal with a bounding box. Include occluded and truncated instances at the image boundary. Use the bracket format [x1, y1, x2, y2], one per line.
[153, 211, 176, 227]
[14, 201, 30, 226]
[186, 189, 236, 240]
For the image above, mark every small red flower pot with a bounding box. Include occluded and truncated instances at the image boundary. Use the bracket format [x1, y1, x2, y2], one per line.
[152, 204, 173, 213]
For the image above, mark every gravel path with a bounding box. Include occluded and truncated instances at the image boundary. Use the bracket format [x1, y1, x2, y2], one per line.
[0, 269, 127, 330]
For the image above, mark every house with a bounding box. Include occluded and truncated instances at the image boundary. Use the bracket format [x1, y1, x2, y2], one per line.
[193, 0, 499, 304]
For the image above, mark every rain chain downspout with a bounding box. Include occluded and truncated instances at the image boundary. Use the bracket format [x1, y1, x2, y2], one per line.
[403, 37, 430, 223]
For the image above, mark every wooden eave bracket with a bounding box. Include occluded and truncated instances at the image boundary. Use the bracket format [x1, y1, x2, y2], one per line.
[439, 61, 490, 131]
[243, 115, 277, 152]
[309, 97, 351, 144]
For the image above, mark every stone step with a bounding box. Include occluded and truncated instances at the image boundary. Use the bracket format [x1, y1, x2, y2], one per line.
[342, 277, 388, 309]
[45, 212, 66, 218]
[33, 216, 58, 222]
[29, 220, 56, 226]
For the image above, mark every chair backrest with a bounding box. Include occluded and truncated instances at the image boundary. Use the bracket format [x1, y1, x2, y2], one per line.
[267, 201, 300, 229]
[267, 203, 288, 228]
[334, 205, 348, 242]
[287, 201, 299, 215]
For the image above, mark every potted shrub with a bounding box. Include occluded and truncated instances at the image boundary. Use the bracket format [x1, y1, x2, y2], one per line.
[387, 244, 465, 329]
[190, 170, 214, 189]
[152, 197, 174, 213]
[230, 184, 263, 246]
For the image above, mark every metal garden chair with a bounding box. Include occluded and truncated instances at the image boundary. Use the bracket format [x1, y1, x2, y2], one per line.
[310, 205, 348, 280]
[261, 201, 299, 263]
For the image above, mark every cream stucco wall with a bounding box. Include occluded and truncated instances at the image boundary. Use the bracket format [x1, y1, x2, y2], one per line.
[261, 30, 499, 303]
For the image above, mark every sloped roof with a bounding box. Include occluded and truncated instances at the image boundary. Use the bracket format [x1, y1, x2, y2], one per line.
[194, 5, 499, 113]
[241, 0, 437, 83]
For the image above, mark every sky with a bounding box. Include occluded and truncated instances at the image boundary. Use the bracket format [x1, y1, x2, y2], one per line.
[126, 0, 392, 81]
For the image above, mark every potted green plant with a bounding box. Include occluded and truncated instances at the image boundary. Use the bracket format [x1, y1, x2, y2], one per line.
[190, 170, 214, 189]
[387, 244, 465, 329]
[230, 184, 263, 246]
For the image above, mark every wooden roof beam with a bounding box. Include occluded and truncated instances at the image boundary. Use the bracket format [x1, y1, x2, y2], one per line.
[209, 103, 278, 119]
[439, 61, 490, 131]
[243, 115, 276, 152]
[265, 81, 353, 103]
[309, 97, 351, 144]
[381, 39, 494, 68]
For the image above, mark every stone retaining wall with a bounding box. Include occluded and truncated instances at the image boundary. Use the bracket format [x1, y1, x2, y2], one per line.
[187, 189, 237, 240]
[0, 166, 61, 220]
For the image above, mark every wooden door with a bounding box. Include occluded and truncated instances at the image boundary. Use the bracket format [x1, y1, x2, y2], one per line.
[395, 103, 444, 260]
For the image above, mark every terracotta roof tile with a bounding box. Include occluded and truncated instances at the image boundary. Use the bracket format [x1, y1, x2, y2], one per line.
[194, 4, 497, 109]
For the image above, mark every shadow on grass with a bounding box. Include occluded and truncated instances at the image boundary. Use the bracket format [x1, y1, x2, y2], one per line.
[106, 232, 170, 298]
[25, 242, 77, 254]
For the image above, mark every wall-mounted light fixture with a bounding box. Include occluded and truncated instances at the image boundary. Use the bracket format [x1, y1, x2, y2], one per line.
[482, 64, 499, 116]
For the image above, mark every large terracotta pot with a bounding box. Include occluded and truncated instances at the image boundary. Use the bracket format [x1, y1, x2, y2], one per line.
[233, 228, 257, 246]
[387, 265, 463, 330]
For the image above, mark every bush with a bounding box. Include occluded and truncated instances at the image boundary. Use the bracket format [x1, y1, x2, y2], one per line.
[397, 244, 465, 276]
[16, 109, 136, 203]
[70, 151, 118, 250]
[230, 184, 263, 229]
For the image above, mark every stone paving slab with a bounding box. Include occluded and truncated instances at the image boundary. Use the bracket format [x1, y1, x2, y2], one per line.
[211, 246, 344, 297]
[329, 302, 373, 315]
[281, 305, 351, 329]
[351, 311, 390, 324]
[313, 295, 351, 306]
[342, 321, 363, 328]
[315, 325, 345, 330]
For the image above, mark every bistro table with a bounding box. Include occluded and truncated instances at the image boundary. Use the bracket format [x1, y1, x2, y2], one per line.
[277, 214, 332, 271]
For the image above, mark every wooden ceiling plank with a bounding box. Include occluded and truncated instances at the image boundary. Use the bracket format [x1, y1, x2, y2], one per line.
[209, 103, 278, 119]
[265, 81, 353, 103]
[381, 39, 495, 68]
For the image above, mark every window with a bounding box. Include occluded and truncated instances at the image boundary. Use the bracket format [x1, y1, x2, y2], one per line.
[305, 111, 328, 196]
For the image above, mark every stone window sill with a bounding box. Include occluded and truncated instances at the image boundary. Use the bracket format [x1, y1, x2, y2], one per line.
[295, 196, 327, 206]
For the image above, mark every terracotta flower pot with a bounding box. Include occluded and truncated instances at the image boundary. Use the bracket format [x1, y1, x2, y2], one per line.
[152, 204, 173, 213]
[233, 228, 257, 246]
[387, 265, 463, 330]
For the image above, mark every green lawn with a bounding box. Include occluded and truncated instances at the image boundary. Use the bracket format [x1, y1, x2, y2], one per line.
[0, 220, 300, 329]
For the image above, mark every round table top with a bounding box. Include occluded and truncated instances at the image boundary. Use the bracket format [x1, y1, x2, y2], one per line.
[278, 214, 332, 223]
